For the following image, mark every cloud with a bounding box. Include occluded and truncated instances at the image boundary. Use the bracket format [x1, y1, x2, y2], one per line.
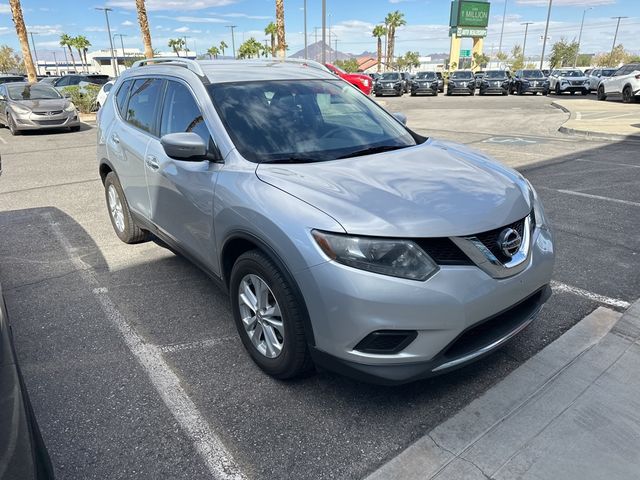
[121, 20, 135, 27]
[219, 13, 272, 20]
[516, 0, 614, 5]
[25, 24, 63, 36]
[107, 0, 237, 11]
[170, 16, 227, 23]
[174, 26, 190, 33]
[0, 4, 9, 14]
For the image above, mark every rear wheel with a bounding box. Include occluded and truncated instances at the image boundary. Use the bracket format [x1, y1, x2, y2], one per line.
[104, 172, 150, 244]
[597, 85, 607, 101]
[230, 250, 313, 379]
[622, 86, 633, 104]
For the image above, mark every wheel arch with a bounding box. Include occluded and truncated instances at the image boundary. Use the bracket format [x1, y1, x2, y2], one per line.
[99, 158, 115, 185]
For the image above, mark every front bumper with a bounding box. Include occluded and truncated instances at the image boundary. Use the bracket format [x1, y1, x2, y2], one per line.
[296, 226, 555, 385]
[375, 85, 403, 96]
[13, 110, 80, 130]
[480, 84, 509, 95]
[557, 83, 589, 93]
[520, 83, 548, 93]
[447, 84, 475, 94]
[411, 83, 438, 95]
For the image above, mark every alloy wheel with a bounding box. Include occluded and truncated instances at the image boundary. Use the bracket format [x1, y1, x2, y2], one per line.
[107, 184, 125, 233]
[238, 274, 285, 359]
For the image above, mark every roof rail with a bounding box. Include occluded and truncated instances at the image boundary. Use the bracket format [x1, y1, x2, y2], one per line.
[131, 57, 206, 78]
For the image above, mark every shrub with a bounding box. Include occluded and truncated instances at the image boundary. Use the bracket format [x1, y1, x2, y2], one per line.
[61, 84, 101, 113]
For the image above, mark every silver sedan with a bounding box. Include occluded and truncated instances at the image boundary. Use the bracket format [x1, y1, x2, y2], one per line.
[0, 82, 80, 135]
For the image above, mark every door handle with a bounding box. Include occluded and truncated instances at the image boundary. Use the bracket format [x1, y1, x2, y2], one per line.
[111, 133, 120, 145]
[145, 155, 159, 170]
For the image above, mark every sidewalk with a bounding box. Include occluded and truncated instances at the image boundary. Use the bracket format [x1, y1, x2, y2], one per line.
[367, 300, 640, 480]
[552, 98, 640, 142]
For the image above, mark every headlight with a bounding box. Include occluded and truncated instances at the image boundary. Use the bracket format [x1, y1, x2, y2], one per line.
[64, 102, 76, 112]
[312, 230, 439, 281]
[11, 104, 31, 114]
[526, 181, 548, 230]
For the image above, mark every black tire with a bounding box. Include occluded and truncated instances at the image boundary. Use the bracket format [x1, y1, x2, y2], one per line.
[555, 83, 561, 95]
[581, 89, 589, 96]
[622, 86, 633, 104]
[410, 92, 416, 97]
[597, 85, 607, 101]
[103, 172, 150, 244]
[479, 90, 485, 96]
[469, 90, 475, 96]
[433, 91, 438, 97]
[230, 250, 313, 379]
[446, 90, 452, 96]
[570, 91, 575, 95]
[69, 125, 80, 132]
[502, 91, 508, 96]
[7, 114, 20, 136]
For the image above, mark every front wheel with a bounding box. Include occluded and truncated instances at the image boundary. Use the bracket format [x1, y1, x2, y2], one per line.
[597, 86, 607, 101]
[7, 114, 20, 136]
[555, 84, 561, 95]
[230, 250, 313, 379]
[581, 89, 589, 96]
[104, 172, 150, 244]
[622, 86, 633, 104]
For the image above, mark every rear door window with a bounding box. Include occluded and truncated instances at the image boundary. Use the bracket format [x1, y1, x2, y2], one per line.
[125, 78, 164, 135]
[115, 80, 132, 117]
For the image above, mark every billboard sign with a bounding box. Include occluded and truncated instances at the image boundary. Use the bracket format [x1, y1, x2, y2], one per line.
[450, 1, 490, 29]
[450, 27, 488, 38]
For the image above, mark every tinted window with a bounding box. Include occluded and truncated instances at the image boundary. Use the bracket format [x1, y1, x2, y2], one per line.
[125, 78, 163, 134]
[84, 75, 110, 85]
[380, 73, 400, 81]
[160, 81, 210, 144]
[7, 84, 62, 100]
[55, 76, 70, 87]
[416, 72, 436, 80]
[103, 82, 113, 93]
[115, 80, 132, 117]
[0, 76, 25, 84]
[451, 71, 474, 80]
[485, 71, 508, 79]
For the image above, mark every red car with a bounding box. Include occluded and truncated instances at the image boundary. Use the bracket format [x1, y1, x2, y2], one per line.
[324, 63, 372, 95]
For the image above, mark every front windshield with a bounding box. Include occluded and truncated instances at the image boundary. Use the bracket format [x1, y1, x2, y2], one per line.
[7, 84, 62, 100]
[209, 80, 417, 163]
[485, 71, 508, 79]
[451, 71, 474, 80]
[380, 73, 400, 81]
[562, 70, 584, 77]
[522, 70, 544, 78]
[416, 72, 436, 80]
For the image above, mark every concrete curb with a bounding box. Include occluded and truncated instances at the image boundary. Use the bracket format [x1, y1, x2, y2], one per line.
[366, 299, 640, 480]
[550, 101, 640, 143]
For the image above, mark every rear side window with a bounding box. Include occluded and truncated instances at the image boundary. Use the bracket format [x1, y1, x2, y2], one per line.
[160, 81, 210, 143]
[125, 78, 164, 134]
[115, 80, 132, 117]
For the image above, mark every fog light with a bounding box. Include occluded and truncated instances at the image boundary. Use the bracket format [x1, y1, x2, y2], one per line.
[354, 330, 417, 354]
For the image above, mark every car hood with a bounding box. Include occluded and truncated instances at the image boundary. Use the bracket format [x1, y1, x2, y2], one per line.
[523, 77, 547, 81]
[560, 76, 588, 81]
[12, 98, 67, 110]
[256, 139, 532, 238]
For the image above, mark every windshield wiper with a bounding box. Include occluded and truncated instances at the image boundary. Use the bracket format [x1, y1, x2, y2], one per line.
[337, 145, 408, 159]
[262, 156, 319, 164]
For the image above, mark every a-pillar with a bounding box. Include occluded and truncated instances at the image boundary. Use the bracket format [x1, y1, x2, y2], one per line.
[449, 34, 461, 70]
[472, 36, 484, 72]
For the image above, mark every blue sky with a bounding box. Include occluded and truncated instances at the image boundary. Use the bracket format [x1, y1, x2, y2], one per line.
[0, 0, 637, 61]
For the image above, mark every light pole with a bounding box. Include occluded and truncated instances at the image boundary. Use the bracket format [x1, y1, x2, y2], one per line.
[328, 13, 332, 64]
[114, 33, 127, 69]
[62, 48, 69, 74]
[29, 31, 40, 75]
[521, 22, 533, 60]
[303, 0, 308, 59]
[53, 51, 59, 76]
[226, 25, 237, 59]
[96, 7, 118, 76]
[539, 0, 553, 70]
[574, 7, 592, 67]
[609, 16, 628, 66]
[498, 0, 508, 56]
[321, 0, 326, 63]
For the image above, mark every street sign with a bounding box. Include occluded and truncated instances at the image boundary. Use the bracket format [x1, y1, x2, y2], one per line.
[460, 49, 471, 57]
[450, 27, 488, 38]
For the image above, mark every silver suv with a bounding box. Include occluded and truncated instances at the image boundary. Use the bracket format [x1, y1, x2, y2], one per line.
[97, 58, 554, 385]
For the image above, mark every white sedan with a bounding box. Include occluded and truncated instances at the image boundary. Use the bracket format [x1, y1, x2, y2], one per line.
[96, 80, 115, 109]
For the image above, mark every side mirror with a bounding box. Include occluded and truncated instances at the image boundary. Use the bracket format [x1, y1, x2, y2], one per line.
[392, 112, 407, 125]
[161, 132, 208, 160]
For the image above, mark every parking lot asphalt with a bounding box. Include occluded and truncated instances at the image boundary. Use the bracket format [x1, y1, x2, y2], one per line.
[0, 94, 638, 480]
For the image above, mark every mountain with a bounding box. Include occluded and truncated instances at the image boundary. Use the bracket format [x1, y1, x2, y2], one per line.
[289, 41, 354, 62]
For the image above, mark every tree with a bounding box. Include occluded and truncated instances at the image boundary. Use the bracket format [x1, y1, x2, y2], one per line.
[510, 44, 524, 71]
[207, 46, 220, 59]
[593, 44, 631, 67]
[335, 58, 359, 72]
[75, 35, 91, 71]
[496, 51, 508, 63]
[0, 45, 21, 73]
[576, 54, 592, 67]
[60, 34, 77, 72]
[219, 40, 228, 57]
[9, 0, 35, 82]
[384, 10, 406, 69]
[549, 38, 579, 68]
[472, 51, 489, 70]
[136, 0, 154, 59]
[275, 0, 286, 58]
[264, 22, 277, 58]
[372, 25, 386, 73]
[168, 38, 185, 57]
[396, 51, 420, 71]
[237, 37, 263, 59]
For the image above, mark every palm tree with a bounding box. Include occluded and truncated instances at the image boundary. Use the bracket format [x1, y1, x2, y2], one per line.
[72, 36, 85, 72]
[219, 40, 228, 57]
[384, 10, 406, 69]
[60, 33, 77, 73]
[75, 35, 91, 71]
[168, 38, 185, 57]
[238, 38, 263, 59]
[136, 0, 153, 59]
[207, 46, 220, 59]
[264, 22, 277, 57]
[8, 0, 36, 82]
[372, 25, 386, 73]
[275, 0, 286, 58]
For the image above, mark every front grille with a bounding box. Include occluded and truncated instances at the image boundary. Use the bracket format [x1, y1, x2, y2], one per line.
[34, 119, 66, 126]
[34, 110, 63, 116]
[570, 80, 583, 86]
[474, 216, 527, 263]
[415, 238, 472, 265]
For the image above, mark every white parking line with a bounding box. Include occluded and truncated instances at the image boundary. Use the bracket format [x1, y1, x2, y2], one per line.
[0, 136, 7, 144]
[551, 280, 630, 309]
[45, 214, 246, 480]
[160, 337, 235, 354]
[538, 186, 640, 207]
